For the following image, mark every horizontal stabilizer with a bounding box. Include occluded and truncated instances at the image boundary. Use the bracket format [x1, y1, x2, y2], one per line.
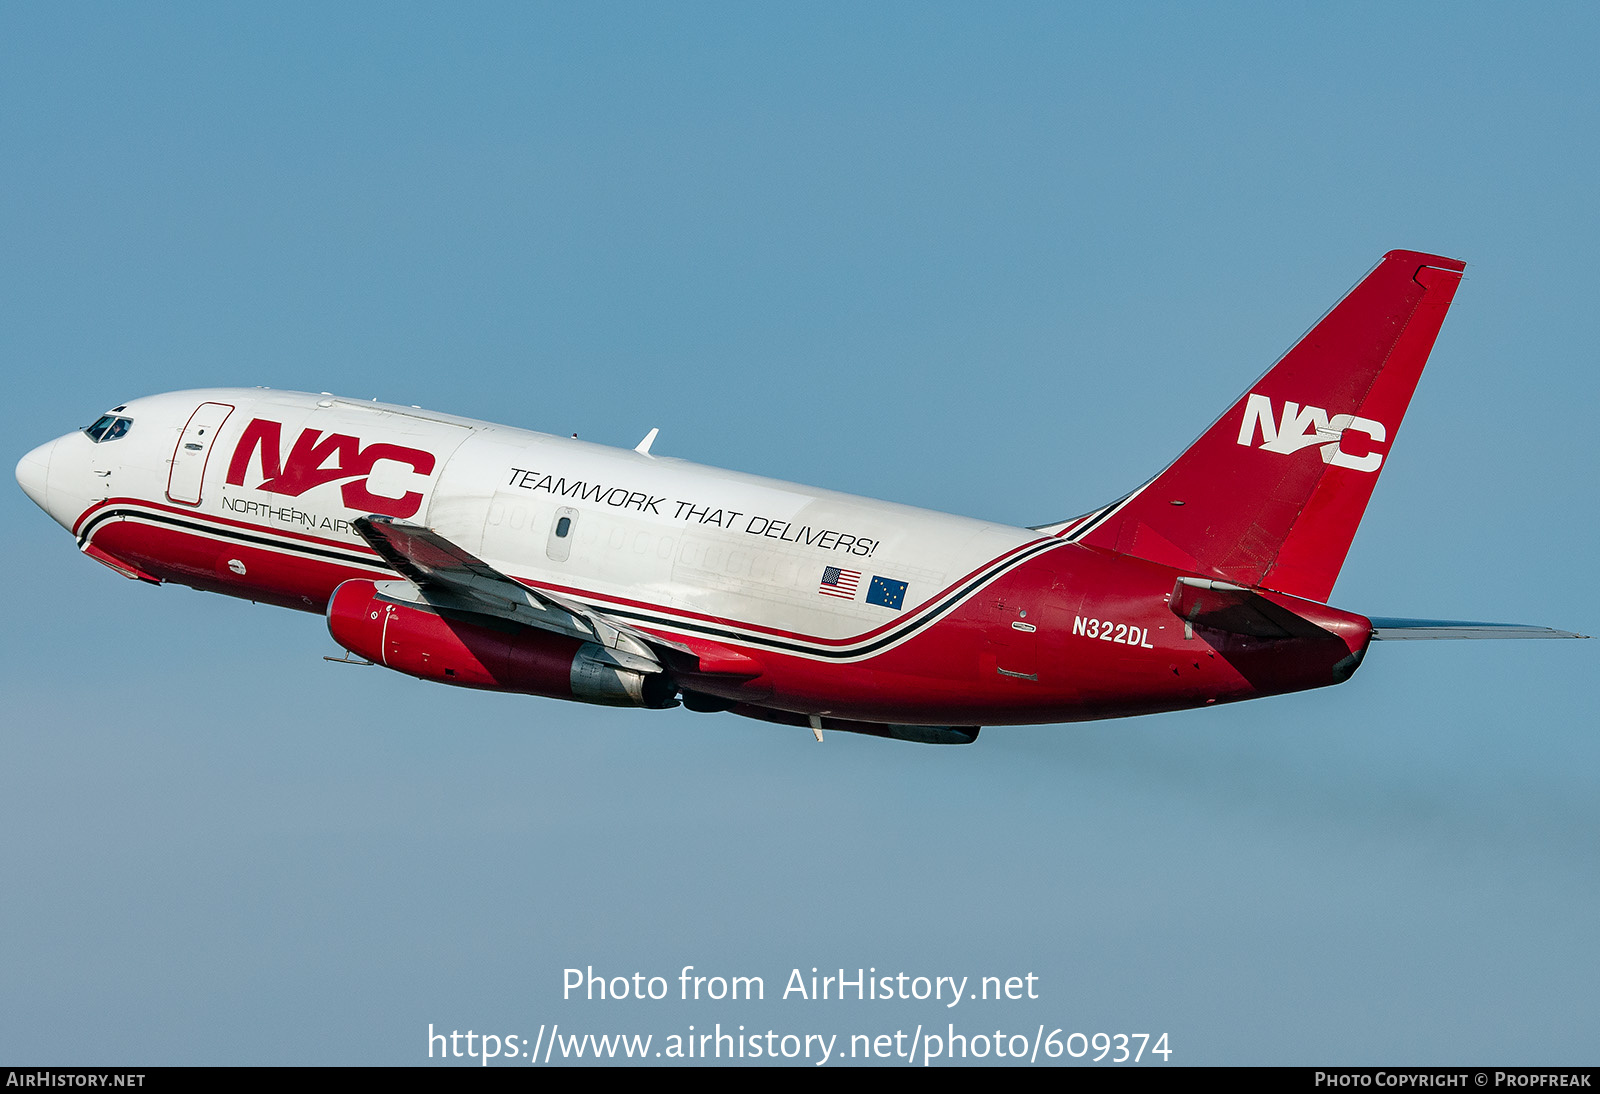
[1170, 577, 1335, 640]
[1369, 618, 1589, 640]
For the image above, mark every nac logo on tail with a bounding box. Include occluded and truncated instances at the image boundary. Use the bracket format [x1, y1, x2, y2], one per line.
[1235, 393, 1387, 473]
[225, 418, 437, 518]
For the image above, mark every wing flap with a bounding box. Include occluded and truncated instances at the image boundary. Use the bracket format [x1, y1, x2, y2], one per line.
[669, 635, 765, 678]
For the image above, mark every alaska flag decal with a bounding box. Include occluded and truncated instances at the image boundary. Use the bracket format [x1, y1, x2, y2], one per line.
[866, 576, 908, 611]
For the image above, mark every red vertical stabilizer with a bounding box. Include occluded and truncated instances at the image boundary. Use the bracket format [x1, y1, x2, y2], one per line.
[1072, 250, 1464, 602]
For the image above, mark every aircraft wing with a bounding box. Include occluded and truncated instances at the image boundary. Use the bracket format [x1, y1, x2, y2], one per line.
[1368, 618, 1588, 640]
[352, 515, 761, 677]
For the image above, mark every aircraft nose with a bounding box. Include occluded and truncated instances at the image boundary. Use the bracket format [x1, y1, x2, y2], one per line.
[16, 437, 57, 513]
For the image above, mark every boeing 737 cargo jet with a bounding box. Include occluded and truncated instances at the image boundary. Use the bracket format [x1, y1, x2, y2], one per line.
[15, 251, 1583, 744]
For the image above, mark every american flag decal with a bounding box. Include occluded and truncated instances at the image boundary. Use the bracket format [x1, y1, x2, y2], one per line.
[819, 566, 861, 599]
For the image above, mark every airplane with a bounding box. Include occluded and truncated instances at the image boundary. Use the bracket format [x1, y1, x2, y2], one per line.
[14, 250, 1584, 745]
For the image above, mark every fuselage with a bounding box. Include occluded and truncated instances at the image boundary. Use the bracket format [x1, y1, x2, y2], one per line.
[16, 387, 1372, 727]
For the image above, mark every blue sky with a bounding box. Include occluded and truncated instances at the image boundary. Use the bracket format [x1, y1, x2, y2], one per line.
[4, 3, 1596, 1065]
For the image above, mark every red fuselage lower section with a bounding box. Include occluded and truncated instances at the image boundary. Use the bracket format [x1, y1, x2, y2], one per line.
[80, 497, 1373, 726]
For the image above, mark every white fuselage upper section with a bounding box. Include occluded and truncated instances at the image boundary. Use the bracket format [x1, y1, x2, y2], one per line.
[22, 388, 1040, 642]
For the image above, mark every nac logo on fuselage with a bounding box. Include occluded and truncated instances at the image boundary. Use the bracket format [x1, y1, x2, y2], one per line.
[225, 418, 437, 519]
[1235, 393, 1387, 473]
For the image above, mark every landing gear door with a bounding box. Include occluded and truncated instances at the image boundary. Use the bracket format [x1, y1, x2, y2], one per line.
[167, 401, 235, 505]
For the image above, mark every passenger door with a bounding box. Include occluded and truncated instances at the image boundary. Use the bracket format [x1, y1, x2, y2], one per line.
[166, 401, 235, 505]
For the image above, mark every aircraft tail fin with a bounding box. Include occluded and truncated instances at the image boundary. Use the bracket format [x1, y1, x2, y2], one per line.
[1055, 249, 1465, 602]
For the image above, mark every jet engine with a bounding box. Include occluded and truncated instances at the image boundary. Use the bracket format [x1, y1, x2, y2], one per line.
[326, 579, 676, 708]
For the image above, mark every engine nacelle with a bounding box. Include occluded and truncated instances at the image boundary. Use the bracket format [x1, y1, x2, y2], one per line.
[326, 579, 676, 708]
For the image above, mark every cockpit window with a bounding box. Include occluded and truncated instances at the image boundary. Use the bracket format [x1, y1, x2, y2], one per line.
[84, 414, 134, 442]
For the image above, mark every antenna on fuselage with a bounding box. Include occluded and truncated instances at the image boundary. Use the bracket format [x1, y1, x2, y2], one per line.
[634, 427, 660, 457]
